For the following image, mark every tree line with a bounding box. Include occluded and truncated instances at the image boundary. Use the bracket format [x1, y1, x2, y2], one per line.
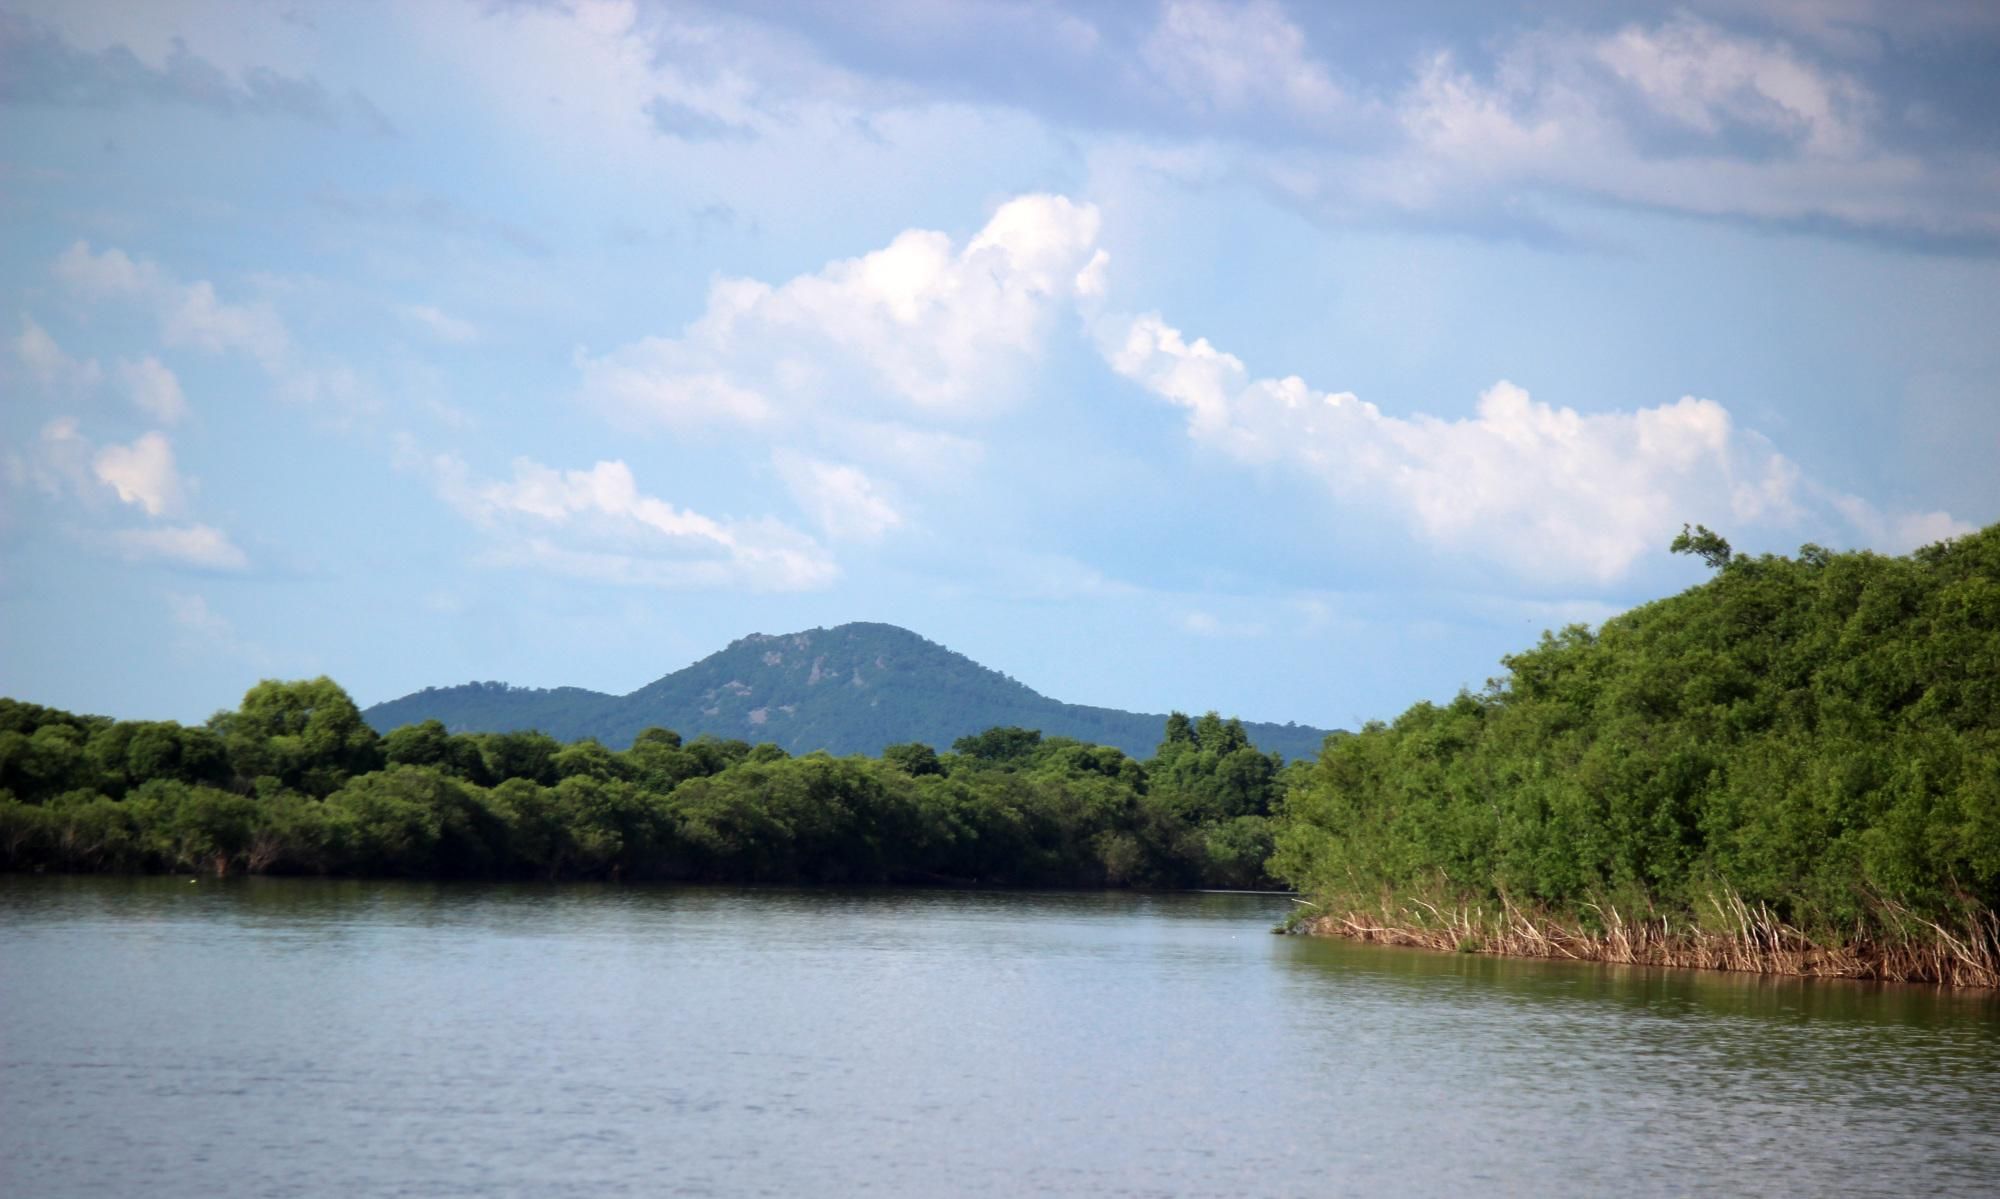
[0, 679, 1303, 889]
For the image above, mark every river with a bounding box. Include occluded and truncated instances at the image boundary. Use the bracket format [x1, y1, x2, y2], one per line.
[3, 877, 1997, 1196]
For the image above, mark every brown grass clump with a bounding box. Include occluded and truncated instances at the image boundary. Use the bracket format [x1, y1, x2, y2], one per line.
[1304, 891, 2000, 988]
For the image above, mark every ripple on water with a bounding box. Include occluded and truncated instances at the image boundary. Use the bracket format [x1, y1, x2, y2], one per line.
[3, 876, 1997, 1198]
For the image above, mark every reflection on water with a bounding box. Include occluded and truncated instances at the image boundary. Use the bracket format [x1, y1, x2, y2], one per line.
[3, 877, 1996, 1197]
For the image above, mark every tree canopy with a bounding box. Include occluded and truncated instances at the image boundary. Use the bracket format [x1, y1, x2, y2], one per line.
[0, 680, 1296, 889]
[1272, 523, 2000, 954]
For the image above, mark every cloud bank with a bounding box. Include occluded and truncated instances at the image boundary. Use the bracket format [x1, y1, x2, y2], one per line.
[1099, 306, 1964, 580]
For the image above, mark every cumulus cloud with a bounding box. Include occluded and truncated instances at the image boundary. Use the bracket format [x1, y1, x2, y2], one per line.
[772, 450, 902, 542]
[4, 416, 96, 502]
[1342, 14, 1991, 242]
[118, 356, 186, 423]
[1097, 309, 1935, 583]
[432, 453, 836, 592]
[92, 430, 186, 517]
[1826, 493, 1976, 554]
[8, 419, 192, 518]
[45, 239, 377, 420]
[577, 194, 1106, 429]
[5, 417, 250, 570]
[1141, 0, 1348, 125]
[15, 315, 102, 392]
[54, 241, 290, 368]
[112, 524, 249, 571]
[1591, 16, 1871, 155]
[50, 239, 156, 297]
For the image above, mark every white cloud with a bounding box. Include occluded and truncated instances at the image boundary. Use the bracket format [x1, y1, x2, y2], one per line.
[772, 449, 902, 542]
[45, 241, 384, 424]
[1141, 0, 1348, 124]
[1593, 16, 1871, 155]
[578, 359, 772, 428]
[1099, 310, 1825, 583]
[433, 453, 836, 591]
[113, 524, 250, 572]
[54, 241, 291, 368]
[577, 194, 1105, 429]
[164, 280, 290, 364]
[1826, 493, 1976, 554]
[829, 421, 986, 487]
[4, 416, 96, 501]
[118, 356, 187, 423]
[15, 315, 102, 392]
[92, 431, 186, 517]
[6, 417, 252, 569]
[1347, 16, 1981, 239]
[50, 240, 157, 298]
[400, 303, 479, 345]
[1105, 9, 1997, 243]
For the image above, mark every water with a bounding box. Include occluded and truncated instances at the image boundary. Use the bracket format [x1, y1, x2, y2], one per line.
[3, 878, 1997, 1197]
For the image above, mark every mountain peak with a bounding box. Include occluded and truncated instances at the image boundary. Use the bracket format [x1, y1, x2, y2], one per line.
[365, 622, 1334, 760]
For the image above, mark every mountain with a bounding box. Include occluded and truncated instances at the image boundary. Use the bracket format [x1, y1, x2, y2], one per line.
[362, 621, 1336, 761]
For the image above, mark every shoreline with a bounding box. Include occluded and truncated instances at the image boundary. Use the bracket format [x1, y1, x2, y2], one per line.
[1294, 895, 2000, 988]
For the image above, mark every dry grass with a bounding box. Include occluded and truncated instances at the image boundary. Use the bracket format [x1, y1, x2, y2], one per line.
[1305, 891, 2000, 988]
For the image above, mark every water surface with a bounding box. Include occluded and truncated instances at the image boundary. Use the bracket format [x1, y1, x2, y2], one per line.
[3, 877, 1997, 1196]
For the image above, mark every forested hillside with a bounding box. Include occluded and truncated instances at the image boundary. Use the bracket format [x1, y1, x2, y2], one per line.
[364, 622, 1334, 761]
[0, 679, 1296, 889]
[1272, 524, 2000, 984]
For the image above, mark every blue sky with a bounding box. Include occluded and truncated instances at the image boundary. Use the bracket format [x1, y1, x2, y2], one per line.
[3, 0, 1997, 733]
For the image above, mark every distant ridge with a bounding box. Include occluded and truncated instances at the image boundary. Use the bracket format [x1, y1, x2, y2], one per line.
[363, 621, 1335, 761]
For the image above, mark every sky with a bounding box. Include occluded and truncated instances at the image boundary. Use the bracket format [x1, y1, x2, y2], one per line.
[2, 0, 1997, 733]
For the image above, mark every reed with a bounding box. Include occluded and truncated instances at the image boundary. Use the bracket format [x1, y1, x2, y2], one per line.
[1303, 889, 2000, 988]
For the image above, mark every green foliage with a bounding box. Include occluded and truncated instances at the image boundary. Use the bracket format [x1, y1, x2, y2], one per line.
[475, 730, 562, 786]
[0, 675, 1293, 889]
[952, 726, 1042, 764]
[126, 780, 259, 874]
[1272, 525, 2000, 943]
[382, 719, 486, 780]
[1149, 711, 1285, 825]
[1670, 523, 1735, 570]
[882, 742, 944, 776]
[211, 677, 383, 796]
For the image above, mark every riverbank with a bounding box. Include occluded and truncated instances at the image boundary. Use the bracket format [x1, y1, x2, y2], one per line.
[1294, 893, 2000, 987]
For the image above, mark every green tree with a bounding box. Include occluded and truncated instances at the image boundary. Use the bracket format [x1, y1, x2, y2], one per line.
[1670, 523, 1734, 570]
[214, 677, 383, 795]
[952, 726, 1042, 764]
[883, 742, 944, 776]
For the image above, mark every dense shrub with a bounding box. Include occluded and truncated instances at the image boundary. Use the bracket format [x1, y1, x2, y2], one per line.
[1272, 525, 2000, 942]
